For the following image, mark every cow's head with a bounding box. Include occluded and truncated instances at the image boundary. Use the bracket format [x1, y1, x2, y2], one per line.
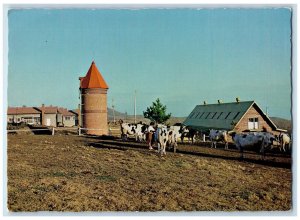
[228, 131, 236, 138]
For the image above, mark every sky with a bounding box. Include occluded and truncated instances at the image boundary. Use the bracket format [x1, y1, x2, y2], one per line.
[7, 7, 292, 119]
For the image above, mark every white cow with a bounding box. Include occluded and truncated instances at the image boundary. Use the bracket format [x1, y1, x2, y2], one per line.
[278, 133, 291, 152]
[230, 132, 275, 159]
[209, 129, 229, 149]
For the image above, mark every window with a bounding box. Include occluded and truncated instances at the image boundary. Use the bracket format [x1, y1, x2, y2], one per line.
[248, 117, 259, 129]
[233, 112, 240, 120]
[225, 112, 231, 119]
[199, 112, 206, 119]
[65, 116, 71, 121]
[211, 112, 218, 119]
[205, 112, 211, 119]
[217, 112, 223, 119]
[189, 112, 195, 118]
[195, 112, 201, 118]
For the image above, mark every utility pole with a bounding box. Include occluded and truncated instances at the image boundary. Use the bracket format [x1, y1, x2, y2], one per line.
[112, 98, 115, 124]
[134, 90, 137, 123]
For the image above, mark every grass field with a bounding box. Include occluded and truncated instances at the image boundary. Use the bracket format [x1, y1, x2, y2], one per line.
[7, 132, 292, 212]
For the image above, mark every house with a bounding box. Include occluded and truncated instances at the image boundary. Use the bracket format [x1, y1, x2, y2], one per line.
[7, 105, 79, 127]
[7, 106, 41, 125]
[35, 105, 58, 127]
[57, 108, 77, 127]
[183, 99, 286, 135]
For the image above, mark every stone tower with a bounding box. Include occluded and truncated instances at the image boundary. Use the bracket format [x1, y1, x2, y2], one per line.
[79, 61, 109, 135]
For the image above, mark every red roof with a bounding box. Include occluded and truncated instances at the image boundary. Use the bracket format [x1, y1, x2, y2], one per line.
[7, 107, 41, 115]
[36, 106, 58, 114]
[58, 108, 76, 116]
[79, 61, 109, 89]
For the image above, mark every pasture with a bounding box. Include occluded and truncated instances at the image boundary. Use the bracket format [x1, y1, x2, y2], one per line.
[7, 131, 292, 212]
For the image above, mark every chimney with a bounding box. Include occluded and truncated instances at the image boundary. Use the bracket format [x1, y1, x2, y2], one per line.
[218, 100, 222, 104]
[203, 101, 207, 105]
[41, 104, 45, 126]
[236, 97, 240, 103]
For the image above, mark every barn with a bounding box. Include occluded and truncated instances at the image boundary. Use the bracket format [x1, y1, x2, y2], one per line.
[183, 99, 286, 135]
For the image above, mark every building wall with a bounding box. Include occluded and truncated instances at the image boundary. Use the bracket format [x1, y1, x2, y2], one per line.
[44, 114, 57, 127]
[7, 114, 40, 125]
[81, 88, 108, 135]
[63, 116, 76, 127]
[235, 106, 274, 133]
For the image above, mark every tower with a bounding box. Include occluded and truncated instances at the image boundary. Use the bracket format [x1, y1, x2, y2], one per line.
[79, 61, 109, 135]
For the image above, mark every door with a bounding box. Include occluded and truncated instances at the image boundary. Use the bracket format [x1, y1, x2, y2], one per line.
[46, 118, 51, 126]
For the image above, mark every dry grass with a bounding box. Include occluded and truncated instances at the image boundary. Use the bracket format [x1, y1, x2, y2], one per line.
[7, 133, 292, 212]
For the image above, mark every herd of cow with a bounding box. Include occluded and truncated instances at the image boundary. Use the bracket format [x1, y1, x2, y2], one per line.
[119, 120, 291, 159]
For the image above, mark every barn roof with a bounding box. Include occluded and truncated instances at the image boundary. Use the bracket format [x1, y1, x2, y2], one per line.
[79, 61, 109, 89]
[183, 101, 278, 131]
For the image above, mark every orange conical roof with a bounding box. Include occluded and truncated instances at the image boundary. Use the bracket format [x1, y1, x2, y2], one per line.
[80, 61, 109, 89]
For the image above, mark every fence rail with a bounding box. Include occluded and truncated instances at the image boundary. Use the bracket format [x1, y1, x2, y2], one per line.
[7, 127, 121, 136]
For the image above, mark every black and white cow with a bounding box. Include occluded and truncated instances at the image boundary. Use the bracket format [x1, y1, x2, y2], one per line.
[180, 127, 199, 144]
[230, 132, 275, 159]
[167, 130, 178, 153]
[119, 120, 146, 141]
[157, 126, 169, 156]
[209, 129, 229, 149]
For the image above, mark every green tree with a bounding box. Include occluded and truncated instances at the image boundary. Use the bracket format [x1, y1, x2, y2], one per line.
[143, 98, 171, 123]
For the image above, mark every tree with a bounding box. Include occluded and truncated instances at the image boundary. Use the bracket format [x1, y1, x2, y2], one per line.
[143, 98, 171, 123]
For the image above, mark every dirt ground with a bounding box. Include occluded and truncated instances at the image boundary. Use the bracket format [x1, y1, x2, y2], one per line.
[7, 133, 292, 212]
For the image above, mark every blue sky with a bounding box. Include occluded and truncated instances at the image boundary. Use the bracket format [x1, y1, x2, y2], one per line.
[7, 8, 292, 119]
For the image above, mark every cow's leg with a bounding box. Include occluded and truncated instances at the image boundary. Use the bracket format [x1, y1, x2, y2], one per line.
[163, 144, 167, 156]
[157, 142, 161, 154]
[225, 142, 228, 150]
[282, 143, 286, 152]
[239, 146, 244, 160]
[259, 145, 265, 160]
[173, 142, 177, 153]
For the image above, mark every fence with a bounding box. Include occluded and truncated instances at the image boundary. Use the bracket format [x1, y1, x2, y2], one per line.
[7, 127, 121, 136]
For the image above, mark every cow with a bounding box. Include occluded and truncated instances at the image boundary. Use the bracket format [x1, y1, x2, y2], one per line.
[157, 126, 169, 156]
[276, 133, 291, 152]
[167, 130, 178, 153]
[180, 127, 198, 144]
[230, 132, 275, 159]
[119, 120, 146, 141]
[167, 125, 189, 143]
[209, 129, 229, 149]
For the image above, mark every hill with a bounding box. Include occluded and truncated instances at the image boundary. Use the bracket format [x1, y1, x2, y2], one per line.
[270, 117, 292, 133]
